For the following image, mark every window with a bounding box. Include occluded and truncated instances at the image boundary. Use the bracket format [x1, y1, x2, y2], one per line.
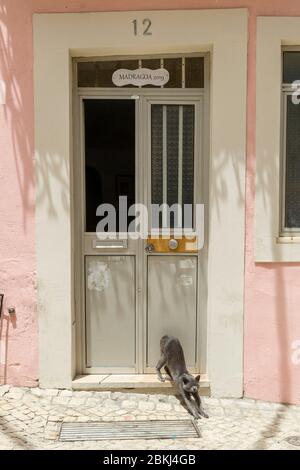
[77, 56, 204, 89]
[281, 50, 300, 233]
[151, 104, 195, 229]
[84, 99, 135, 232]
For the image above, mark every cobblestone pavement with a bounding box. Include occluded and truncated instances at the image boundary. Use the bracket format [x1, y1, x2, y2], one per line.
[0, 385, 300, 450]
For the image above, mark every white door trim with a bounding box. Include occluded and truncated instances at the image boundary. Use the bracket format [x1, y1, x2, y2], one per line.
[33, 9, 247, 396]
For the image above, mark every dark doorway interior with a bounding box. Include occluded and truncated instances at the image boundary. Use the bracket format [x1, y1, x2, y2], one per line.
[84, 99, 135, 232]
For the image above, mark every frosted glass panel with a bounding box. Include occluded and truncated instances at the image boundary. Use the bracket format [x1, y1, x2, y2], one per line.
[185, 57, 204, 88]
[167, 106, 179, 208]
[85, 256, 136, 368]
[182, 106, 195, 207]
[163, 58, 182, 88]
[78, 60, 138, 87]
[151, 104, 195, 228]
[151, 105, 163, 206]
[78, 57, 204, 88]
[285, 95, 300, 228]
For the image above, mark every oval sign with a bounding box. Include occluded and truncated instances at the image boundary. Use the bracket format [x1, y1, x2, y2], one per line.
[112, 68, 169, 87]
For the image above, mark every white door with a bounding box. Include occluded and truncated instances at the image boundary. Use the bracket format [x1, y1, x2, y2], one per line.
[78, 92, 205, 374]
[82, 97, 138, 374]
[143, 99, 203, 373]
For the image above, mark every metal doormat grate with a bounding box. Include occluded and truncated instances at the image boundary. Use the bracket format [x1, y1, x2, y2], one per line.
[284, 435, 300, 447]
[59, 419, 201, 441]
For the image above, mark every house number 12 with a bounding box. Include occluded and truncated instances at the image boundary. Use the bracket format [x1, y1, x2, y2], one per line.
[133, 19, 152, 36]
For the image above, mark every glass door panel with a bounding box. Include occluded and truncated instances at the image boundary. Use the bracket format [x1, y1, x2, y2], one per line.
[151, 104, 195, 229]
[84, 99, 135, 233]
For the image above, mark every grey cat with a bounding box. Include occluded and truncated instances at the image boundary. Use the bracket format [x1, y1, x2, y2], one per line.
[156, 335, 208, 419]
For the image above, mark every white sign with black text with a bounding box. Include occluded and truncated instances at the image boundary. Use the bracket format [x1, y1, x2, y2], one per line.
[112, 68, 169, 87]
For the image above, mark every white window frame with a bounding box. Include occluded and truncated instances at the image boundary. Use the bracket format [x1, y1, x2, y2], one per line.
[280, 47, 300, 237]
[256, 18, 300, 261]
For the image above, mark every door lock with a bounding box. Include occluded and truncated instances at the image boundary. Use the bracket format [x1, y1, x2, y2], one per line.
[145, 243, 155, 253]
[169, 239, 179, 250]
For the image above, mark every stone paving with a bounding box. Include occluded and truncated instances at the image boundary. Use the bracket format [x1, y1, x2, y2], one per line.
[0, 385, 300, 450]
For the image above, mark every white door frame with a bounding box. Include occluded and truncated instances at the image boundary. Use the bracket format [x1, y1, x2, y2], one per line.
[34, 9, 247, 395]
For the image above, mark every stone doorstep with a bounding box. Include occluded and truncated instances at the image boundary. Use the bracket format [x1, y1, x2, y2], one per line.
[72, 374, 210, 392]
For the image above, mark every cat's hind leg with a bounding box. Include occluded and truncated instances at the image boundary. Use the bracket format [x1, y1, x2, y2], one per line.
[156, 355, 167, 382]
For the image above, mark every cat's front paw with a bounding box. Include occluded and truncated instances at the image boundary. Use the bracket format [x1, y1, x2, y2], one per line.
[157, 375, 166, 382]
[199, 409, 209, 419]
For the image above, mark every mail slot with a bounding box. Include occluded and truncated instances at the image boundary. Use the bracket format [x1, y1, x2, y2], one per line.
[93, 239, 128, 249]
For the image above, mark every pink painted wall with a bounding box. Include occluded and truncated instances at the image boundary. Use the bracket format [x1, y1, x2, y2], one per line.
[0, 0, 37, 386]
[1, 0, 300, 402]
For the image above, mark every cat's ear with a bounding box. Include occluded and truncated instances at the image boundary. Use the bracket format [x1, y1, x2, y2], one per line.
[195, 375, 201, 383]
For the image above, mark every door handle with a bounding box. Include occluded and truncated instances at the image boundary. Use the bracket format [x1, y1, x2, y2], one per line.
[145, 243, 155, 253]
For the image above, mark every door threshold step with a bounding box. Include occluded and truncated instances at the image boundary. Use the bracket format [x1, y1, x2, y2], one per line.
[72, 374, 210, 391]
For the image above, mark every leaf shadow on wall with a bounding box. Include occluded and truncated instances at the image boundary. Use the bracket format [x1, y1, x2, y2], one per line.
[0, 2, 70, 222]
